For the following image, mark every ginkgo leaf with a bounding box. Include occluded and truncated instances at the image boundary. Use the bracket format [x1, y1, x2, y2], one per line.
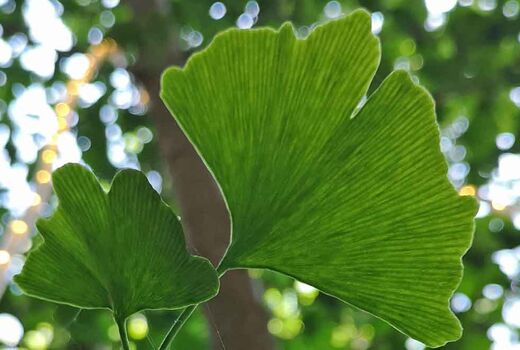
[15, 164, 219, 322]
[160, 9, 477, 347]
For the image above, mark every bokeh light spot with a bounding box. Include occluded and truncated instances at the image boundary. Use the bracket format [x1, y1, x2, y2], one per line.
[459, 185, 476, 196]
[209, 2, 226, 20]
[0, 250, 10, 265]
[425, 0, 457, 14]
[496, 132, 515, 150]
[36, 170, 51, 184]
[237, 13, 254, 29]
[324, 1, 342, 18]
[0, 313, 24, 346]
[128, 314, 148, 340]
[11, 220, 28, 235]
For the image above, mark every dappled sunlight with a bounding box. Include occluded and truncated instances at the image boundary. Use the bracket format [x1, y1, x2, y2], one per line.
[0, 0, 519, 348]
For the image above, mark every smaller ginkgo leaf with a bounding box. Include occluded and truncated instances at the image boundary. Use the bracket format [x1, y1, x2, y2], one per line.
[15, 164, 219, 322]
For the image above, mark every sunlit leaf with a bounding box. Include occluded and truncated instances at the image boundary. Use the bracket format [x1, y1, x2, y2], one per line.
[15, 164, 219, 321]
[161, 10, 477, 347]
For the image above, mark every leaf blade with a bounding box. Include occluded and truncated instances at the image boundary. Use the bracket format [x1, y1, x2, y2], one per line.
[15, 164, 219, 319]
[161, 10, 476, 347]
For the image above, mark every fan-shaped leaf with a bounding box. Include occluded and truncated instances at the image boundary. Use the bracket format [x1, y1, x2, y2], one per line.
[15, 164, 219, 320]
[161, 10, 476, 347]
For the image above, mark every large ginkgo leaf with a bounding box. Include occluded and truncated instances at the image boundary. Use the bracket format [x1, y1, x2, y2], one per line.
[160, 10, 476, 347]
[15, 164, 219, 321]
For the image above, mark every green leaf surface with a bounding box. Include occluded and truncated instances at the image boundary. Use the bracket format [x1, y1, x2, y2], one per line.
[161, 10, 476, 347]
[15, 164, 219, 320]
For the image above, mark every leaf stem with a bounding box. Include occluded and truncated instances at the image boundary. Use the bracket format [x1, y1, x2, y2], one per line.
[115, 316, 130, 350]
[216, 264, 227, 277]
[158, 266, 228, 349]
[158, 305, 197, 350]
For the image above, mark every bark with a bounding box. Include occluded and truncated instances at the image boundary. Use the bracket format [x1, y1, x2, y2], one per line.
[124, 2, 274, 349]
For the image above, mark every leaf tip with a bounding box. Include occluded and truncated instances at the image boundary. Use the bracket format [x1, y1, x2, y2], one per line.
[160, 66, 182, 95]
[349, 7, 373, 22]
[425, 318, 463, 348]
[194, 255, 221, 298]
[52, 162, 89, 180]
[278, 21, 296, 40]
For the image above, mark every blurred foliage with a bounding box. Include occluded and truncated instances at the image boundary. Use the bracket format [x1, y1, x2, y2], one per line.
[0, 0, 519, 349]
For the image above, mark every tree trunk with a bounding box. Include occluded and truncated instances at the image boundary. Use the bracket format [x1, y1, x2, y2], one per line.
[123, 2, 274, 349]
